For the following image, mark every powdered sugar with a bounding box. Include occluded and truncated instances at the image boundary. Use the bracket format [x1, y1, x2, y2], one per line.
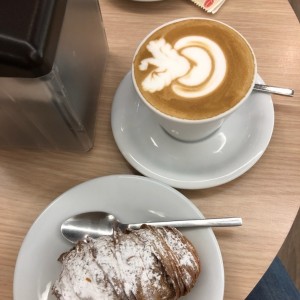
[52, 226, 200, 299]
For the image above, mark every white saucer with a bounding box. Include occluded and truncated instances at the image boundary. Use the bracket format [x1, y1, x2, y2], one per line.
[111, 72, 274, 189]
[14, 175, 224, 300]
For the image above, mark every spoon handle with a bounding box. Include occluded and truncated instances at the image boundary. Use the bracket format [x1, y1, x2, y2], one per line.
[126, 217, 242, 230]
[253, 84, 294, 97]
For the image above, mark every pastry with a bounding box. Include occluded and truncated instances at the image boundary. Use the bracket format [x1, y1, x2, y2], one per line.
[52, 225, 201, 299]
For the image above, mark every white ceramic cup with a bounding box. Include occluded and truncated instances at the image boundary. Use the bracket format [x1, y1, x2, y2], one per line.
[132, 18, 257, 142]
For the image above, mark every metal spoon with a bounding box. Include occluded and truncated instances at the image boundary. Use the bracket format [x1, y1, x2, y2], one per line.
[61, 211, 242, 244]
[253, 84, 294, 96]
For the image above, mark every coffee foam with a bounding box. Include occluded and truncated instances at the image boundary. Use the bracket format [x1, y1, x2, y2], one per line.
[173, 36, 227, 98]
[133, 19, 256, 120]
[139, 36, 227, 99]
[139, 38, 190, 93]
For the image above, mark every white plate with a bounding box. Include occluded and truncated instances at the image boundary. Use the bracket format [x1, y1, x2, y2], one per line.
[13, 175, 224, 300]
[111, 72, 274, 189]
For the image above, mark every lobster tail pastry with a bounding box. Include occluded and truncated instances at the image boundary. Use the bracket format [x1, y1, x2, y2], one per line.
[52, 225, 201, 300]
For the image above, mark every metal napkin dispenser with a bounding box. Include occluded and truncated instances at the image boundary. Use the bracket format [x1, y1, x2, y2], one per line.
[0, 0, 108, 151]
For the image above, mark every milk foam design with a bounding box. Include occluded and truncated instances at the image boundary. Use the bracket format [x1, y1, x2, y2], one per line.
[139, 36, 227, 98]
[139, 38, 191, 93]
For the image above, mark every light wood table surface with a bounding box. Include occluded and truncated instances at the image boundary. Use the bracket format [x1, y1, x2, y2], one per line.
[1, 0, 300, 299]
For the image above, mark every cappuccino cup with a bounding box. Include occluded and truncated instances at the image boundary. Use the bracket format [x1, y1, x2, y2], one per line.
[132, 18, 257, 141]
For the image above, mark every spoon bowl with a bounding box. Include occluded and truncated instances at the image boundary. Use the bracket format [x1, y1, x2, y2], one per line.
[61, 211, 242, 244]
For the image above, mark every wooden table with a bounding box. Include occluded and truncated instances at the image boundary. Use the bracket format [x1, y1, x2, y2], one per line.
[1, 0, 300, 299]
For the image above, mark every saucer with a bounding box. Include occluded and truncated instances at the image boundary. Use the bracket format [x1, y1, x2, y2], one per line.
[111, 72, 274, 189]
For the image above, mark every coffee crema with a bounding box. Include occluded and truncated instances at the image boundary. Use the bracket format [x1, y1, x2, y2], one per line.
[133, 19, 256, 120]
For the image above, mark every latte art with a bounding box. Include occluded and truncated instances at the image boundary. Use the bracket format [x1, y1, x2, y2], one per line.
[139, 38, 190, 93]
[133, 19, 256, 120]
[174, 36, 227, 98]
[140, 36, 227, 99]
